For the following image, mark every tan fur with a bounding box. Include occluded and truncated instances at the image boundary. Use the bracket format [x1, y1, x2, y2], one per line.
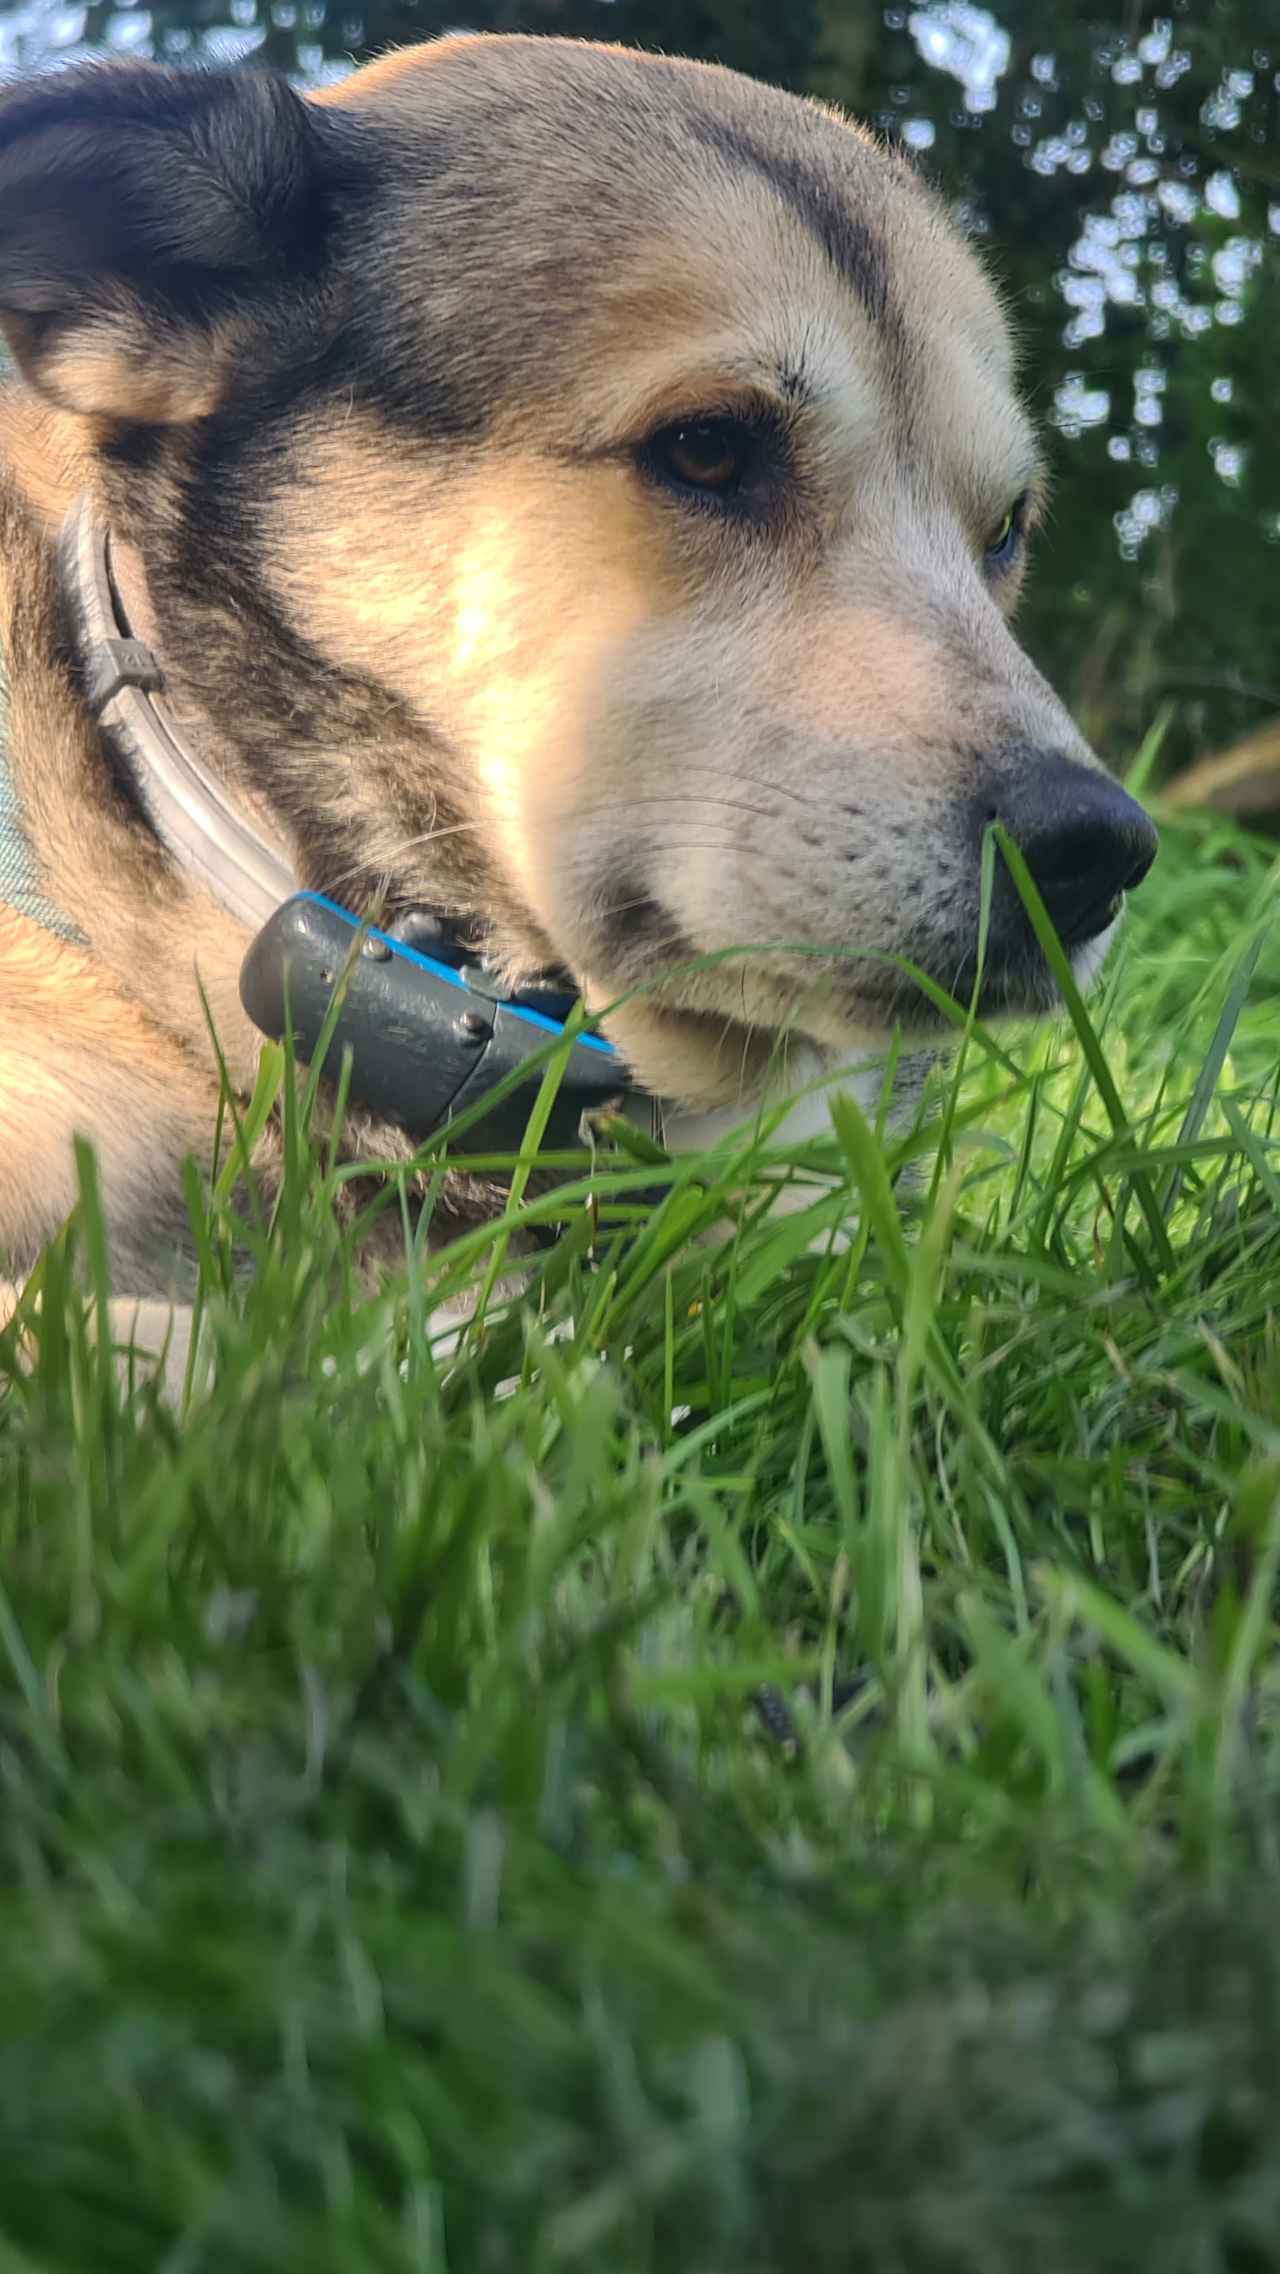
[0, 911, 220, 1287]
[0, 392, 87, 528]
[0, 34, 1146, 1302]
[0, 500, 261, 1086]
[0, 490, 264, 1288]
[20, 314, 226, 426]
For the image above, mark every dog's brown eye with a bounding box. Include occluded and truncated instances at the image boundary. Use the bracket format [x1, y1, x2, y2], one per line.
[644, 416, 758, 500]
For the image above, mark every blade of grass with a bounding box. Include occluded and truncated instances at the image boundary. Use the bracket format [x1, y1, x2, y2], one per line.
[993, 823, 1175, 1278]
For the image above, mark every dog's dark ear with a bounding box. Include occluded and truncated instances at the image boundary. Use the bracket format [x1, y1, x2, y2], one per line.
[0, 61, 339, 421]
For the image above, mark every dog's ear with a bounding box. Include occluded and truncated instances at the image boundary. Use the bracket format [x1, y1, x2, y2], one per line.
[0, 61, 341, 422]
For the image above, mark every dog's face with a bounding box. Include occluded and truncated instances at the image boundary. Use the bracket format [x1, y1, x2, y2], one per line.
[0, 37, 1155, 1106]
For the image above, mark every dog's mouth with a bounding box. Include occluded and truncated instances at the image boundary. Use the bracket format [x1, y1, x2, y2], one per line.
[601, 887, 1130, 1062]
[827, 893, 1130, 1038]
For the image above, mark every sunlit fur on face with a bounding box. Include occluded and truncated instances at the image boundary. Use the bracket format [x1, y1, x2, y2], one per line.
[259, 36, 1121, 1111]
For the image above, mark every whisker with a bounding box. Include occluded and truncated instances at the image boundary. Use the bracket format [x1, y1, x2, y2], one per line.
[655, 764, 848, 818]
[548, 791, 779, 826]
[319, 819, 486, 900]
[541, 764, 851, 824]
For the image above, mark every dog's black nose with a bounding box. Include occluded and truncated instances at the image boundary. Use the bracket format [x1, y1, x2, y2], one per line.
[996, 760, 1158, 948]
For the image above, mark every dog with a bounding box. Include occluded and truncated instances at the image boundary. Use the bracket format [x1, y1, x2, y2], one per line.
[0, 32, 1157, 1313]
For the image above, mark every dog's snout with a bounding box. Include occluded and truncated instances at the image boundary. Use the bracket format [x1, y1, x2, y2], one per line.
[994, 759, 1158, 948]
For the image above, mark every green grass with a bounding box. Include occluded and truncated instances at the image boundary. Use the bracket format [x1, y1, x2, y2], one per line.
[4, 797, 1280, 2272]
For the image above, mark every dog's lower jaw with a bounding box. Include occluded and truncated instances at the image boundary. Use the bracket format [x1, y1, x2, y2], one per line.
[1068, 910, 1123, 996]
[647, 904, 1126, 1165]
[654, 1039, 919, 1157]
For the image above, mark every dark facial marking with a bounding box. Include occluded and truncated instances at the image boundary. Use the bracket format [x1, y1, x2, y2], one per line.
[689, 114, 894, 330]
[597, 878, 694, 970]
[778, 361, 812, 403]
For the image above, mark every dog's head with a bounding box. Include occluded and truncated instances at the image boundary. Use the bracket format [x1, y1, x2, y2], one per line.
[0, 37, 1155, 1105]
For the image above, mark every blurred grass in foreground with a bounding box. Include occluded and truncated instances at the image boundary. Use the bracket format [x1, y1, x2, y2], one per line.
[2, 794, 1280, 2271]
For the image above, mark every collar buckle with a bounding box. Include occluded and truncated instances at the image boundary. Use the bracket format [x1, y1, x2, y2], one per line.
[81, 635, 163, 718]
